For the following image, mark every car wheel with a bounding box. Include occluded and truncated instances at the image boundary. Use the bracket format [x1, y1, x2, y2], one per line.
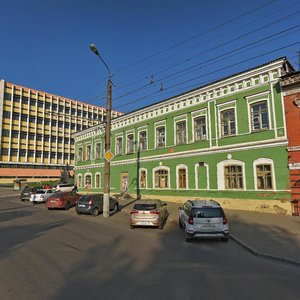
[222, 237, 229, 243]
[113, 203, 119, 212]
[92, 208, 99, 216]
[130, 224, 135, 229]
[179, 217, 183, 228]
[65, 202, 70, 210]
[76, 211, 81, 215]
[185, 234, 192, 242]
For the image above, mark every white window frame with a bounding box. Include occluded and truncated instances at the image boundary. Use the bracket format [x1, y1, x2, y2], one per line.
[245, 91, 271, 133]
[77, 174, 83, 187]
[115, 135, 123, 156]
[153, 166, 170, 189]
[138, 129, 148, 151]
[253, 158, 276, 191]
[94, 141, 101, 160]
[217, 100, 237, 138]
[85, 144, 92, 161]
[126, 131, 135, 154]
[176, 164, 188, 189]
[217, 160, 246, 190]
[95, 172, 101, 188]
[84, 172, 92, 188]
[155, 121, 166, 148]
[192, 112, 208, 142]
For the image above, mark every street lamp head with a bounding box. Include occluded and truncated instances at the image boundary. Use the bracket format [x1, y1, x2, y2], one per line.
[89, 44, 100, 56]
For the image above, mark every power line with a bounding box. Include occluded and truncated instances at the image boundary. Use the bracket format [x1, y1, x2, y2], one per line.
[114, 42, 300, 111]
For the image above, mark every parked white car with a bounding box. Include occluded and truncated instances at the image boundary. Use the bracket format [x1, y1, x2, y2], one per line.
[30, 189, 55, 203]
[55, 183, 74, 192]
[179, 199, 230, 242]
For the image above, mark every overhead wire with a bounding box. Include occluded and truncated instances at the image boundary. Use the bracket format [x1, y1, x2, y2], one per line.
[114, 41, 300, 111]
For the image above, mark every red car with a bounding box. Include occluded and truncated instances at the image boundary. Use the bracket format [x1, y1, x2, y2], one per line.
[45, 191, 81, 210]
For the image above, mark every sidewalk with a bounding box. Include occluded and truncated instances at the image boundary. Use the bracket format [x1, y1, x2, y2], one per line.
[120, 198, 300, 266]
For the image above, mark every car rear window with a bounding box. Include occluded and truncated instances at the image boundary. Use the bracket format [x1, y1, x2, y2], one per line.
[192, 208, 224, 218]
[36, 190, 46, 194]
[134, 203, 157, 210]
[79, 195, 92, 203]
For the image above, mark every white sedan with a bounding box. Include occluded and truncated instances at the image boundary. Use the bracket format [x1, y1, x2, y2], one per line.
[30, 189, 55, 203]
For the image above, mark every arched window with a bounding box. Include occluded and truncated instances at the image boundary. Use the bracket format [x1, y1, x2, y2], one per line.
[253, 158, 275, 190]
[176, 164, 188, 189]
[153, 166, 170, 189]
[85, 174, 92, 189]
[77, 174, 82, 187]
[95, 173, 101, 188]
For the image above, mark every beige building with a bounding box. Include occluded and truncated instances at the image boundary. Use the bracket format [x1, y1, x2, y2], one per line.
[0, 79, 122, 184]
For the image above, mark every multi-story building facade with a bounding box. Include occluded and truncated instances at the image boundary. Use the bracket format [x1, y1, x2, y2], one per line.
[74, 57, 295, 214]
[0, 80, 122, 184]
[280, 71, 300, 215]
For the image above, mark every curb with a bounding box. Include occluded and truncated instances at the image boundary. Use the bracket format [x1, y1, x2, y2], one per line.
[230, 234, 300, 268]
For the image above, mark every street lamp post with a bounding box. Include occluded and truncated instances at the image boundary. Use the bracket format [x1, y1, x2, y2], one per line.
[90, 43, 112, 218]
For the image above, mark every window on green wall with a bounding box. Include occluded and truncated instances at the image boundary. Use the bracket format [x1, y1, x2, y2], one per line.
[256, 164, 272, 189]
[194, 116, 207, 141]
[156, 126, 166, 148]
[78, 147, 83, 162]
[127, 134, 134, 154]
[77, 175, 82, 187]
[250, 101, 269, 131]
[96, 174, 101, 188]
[139, 131, 147, 151]
[95, 142, 101, 159]
[220, 109, 236, 137]
[140, 170, 146, 188]
[176, 120, 187, 145]
[155, 169, 168, 188]
[178, 168, 187, 188]
[86, 145, 91, 160]
[224, 165, 243, 189]
[116, 137, 123, 155]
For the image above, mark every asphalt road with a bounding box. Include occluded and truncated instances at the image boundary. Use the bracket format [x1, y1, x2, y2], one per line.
[1, 194, 299, 300]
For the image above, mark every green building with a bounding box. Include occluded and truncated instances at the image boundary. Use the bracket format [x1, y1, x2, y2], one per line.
[74, 58, 294, 214]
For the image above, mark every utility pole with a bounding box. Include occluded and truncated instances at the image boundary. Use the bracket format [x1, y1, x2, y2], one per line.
[90, 43, 112, 218]
[103, 77, 112, 217]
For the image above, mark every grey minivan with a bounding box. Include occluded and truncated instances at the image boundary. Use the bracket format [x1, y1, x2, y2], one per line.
[75, 194, 119, 216]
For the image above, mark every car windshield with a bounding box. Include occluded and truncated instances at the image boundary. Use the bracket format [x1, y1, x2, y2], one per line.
[53, 191, 65, 197]
[134, 203, 157, 211]
[192, 208, 224, 218]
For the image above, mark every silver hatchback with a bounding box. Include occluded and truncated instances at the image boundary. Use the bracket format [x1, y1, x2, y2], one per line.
[130, 199, 168, 230]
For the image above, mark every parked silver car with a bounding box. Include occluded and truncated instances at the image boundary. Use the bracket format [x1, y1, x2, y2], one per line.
[130, 199, 168, 230]
[179, 199, 230, 242]
[30, 189, 55, 203]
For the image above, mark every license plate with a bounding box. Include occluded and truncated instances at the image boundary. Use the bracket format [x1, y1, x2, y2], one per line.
[136, 222, 152, 225]
[202, 223, 215, 227]
[78, 204, 86, 208]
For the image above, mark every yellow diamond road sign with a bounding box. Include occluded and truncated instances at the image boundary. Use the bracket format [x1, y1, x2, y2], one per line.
[104, 150, 114, 162]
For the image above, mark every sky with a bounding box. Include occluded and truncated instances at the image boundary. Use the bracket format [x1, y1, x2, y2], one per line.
[0, 0, 299, 114]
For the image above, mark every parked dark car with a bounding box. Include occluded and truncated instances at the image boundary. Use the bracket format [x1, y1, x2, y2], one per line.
[45, 191, 81, 210]
[76, 194, 119, 216]
[20, 187, 37, 201]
